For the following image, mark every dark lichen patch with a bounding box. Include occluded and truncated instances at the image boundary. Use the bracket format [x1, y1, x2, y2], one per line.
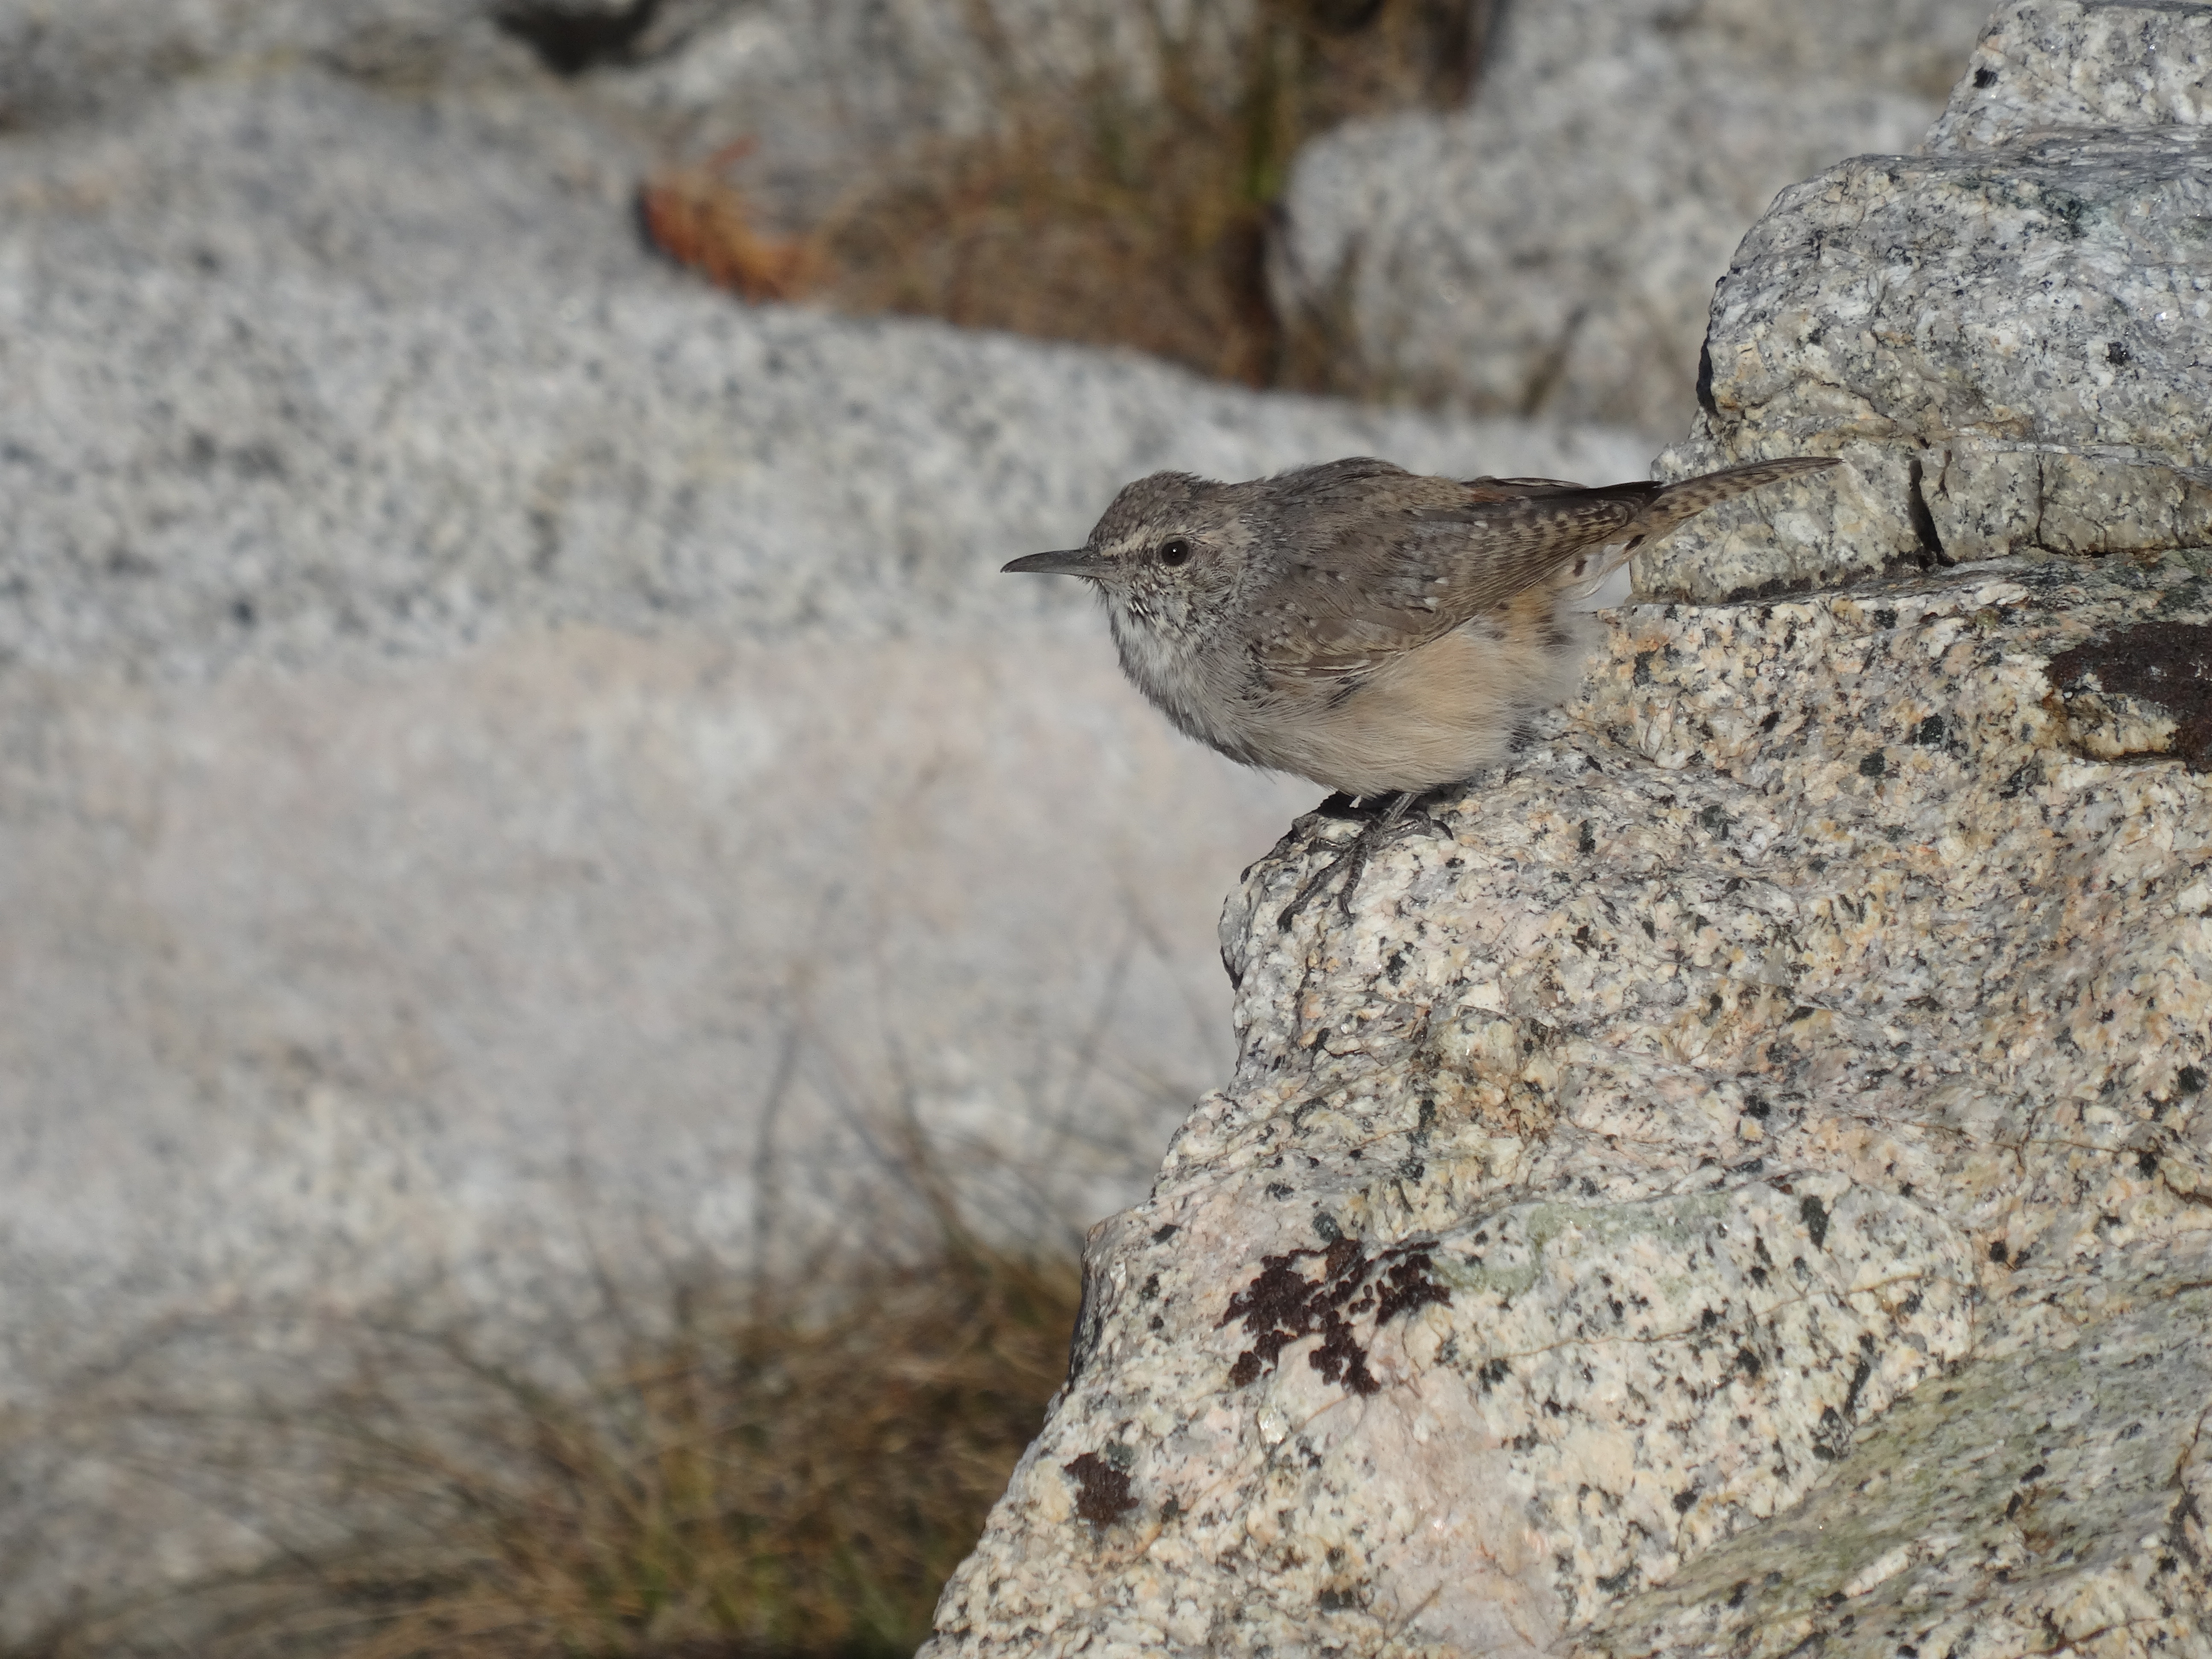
[1373, 1249, 1454, 1324]
[2153, 573, 2212, 617]
[1063, 1452, 1139, 1525]
[1220, 1235, 1451, 1395]
[2045, 620, 2212, 767]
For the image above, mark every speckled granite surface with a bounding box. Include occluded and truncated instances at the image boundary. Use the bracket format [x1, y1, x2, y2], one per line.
[1645, 0, 2212, 603]
[923, 550, 2212, 1657]
[919, 6, 2212, 1651]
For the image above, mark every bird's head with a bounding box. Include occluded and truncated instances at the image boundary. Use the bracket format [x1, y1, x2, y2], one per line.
[1003, 471, 1254, 653]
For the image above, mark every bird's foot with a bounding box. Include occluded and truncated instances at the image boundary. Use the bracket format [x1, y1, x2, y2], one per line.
[1275, 789, 1439, 931]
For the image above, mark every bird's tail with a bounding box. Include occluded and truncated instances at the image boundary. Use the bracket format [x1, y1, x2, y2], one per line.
[1571, 454, 1839, 596]
[1639, 455, 1840, 542]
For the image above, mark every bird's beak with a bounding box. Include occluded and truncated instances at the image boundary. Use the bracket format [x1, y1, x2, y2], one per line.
[1002, 548, 1105, 576]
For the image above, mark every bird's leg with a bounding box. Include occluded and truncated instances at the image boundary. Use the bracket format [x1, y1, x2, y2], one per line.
[1275, 789, 1432, 931]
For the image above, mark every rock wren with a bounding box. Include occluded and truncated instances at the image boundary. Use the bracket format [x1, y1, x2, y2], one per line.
[1005, 454, 1837, 920]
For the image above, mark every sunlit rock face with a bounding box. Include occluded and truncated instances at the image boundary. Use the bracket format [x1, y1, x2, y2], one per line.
[929, 7, 2212, 1654]
[929, 554, 2212, 1659]
[1644, 0, 2212, 601]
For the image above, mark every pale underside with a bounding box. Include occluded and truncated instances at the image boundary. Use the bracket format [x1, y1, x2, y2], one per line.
[1231, 577, 1601, 796]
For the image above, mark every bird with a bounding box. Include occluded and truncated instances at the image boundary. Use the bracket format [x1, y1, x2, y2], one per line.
[1004, 454, 1837, 922]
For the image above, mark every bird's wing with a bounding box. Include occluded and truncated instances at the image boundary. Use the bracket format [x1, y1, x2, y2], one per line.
[1458, 475, 1590, 501]
[1253, 483, 1659, 681]
[1251, 457, 1839, 681]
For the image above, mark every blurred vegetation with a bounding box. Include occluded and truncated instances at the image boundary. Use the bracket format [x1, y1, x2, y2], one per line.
[642, 0, 1492, 389]
[16, 1233, 1080, 1659]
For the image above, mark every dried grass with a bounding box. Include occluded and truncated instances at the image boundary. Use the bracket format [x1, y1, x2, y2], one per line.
[20, 1235, 1080, 1659]
[643, 0, 1492, 390]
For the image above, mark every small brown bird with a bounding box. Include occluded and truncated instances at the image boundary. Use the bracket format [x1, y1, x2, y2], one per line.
[1005, 454, 1836, 917]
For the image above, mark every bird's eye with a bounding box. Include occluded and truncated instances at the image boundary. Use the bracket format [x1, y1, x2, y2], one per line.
[1159, 537, 1194, 566]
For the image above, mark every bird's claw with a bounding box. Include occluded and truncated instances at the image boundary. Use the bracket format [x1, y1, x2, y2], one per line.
[1274, 790, 1437, 931]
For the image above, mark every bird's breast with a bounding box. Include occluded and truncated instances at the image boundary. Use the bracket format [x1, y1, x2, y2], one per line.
[1104, 607, 1279, 764]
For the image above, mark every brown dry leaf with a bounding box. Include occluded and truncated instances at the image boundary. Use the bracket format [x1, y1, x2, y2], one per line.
[640, 143, 824, 305]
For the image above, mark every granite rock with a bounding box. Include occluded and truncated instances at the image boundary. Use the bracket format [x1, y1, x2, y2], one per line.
[0, 67, 1648, 1304]
[0, 0, 1228, 222]
[926, 551, 2212, 1659]
[0, 62, 1654, 1632]
[10, 68, 1620, 678]
[1928, 0, 2212, 150]
[1645, 0, 2212, 601]
[1269, 0, 1993, 439]
[924, 9, 2212, 1655]
[0, 0, 533, 124]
